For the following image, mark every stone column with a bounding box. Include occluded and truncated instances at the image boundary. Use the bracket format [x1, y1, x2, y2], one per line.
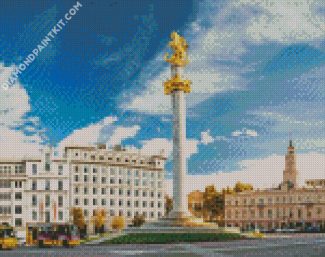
[170, 89, 188, 217]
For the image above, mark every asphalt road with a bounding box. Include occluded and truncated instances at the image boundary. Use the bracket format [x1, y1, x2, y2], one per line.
[1, 234, 325, 257]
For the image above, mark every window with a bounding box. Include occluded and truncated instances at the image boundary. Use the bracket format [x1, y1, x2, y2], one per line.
[110, 168, 115, 175]
[158, 202, 162, 208]
[127, 190, 131, 196]
[15, 181, 22, 188]
[110, 178, 115, 184]
[58, 211, 63, 221]
[58, 196, 63, 207]
[75, 198, 79, 205]
[45, 153, 51, 171]
[45, 195, 50, 207]
[45, 180, 51, 190]
[15, 205, 22, 214]
[58, 181, 63, 191]
[119, 200, 123, 206]
[32, 211, 37, 221]
[119, 189, 123, 196]
[84, 199, 88, 206]
[74, 175, 79, 182]
[45, 211, 50, 223]
[58, 165, 63, 175]
[101, 199, 106, 206]
[32, 181, 37, 190]
[110, 199, 115, 206]
[84, 175, 88, 182]
[93, 168, 97, 173]
[74, 187, 79, 194]
[84, 167, 88, 173]
[142, 201, 147, 208]
[93, 199, 97, 206]
[101, 188, 106, 195]
[142, 191, 147, 197]
[32, 195, 37, 206]
[15, 192, 22, 200]
[0, 193, 11, 200]
[135, 190, 139, 197]
[32, 164, 37, 175]
[93, 188, 97, 194]
[93, 176, 97, 183]
[110, 188, 115, 195]
[15, 218, 22, 227]
[101, 177, 106, 183]
[84, 187, 88, 194]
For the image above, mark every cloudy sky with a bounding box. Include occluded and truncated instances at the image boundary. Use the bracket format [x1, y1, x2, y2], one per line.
[0, 0, 324, 189]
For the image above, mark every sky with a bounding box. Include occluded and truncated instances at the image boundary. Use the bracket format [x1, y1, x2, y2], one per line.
[0, 0, 324, 190]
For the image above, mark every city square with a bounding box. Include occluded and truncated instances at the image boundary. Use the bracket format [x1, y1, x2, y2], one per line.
[0, 0, 325, 255]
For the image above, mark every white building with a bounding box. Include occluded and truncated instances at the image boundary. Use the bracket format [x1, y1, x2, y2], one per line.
[0, 144, 166, 236]
[64, 144, 166, 233]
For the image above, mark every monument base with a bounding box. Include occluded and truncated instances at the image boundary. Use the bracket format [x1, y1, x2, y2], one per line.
[126, 214, 240, 234]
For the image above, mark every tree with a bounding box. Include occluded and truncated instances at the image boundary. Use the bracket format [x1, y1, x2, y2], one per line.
[132, 214, 145, 227]
[165, 195, 173, 215]
[234, 182, 253, 193]
[93, 209, 106, 233]
[111, 216, 125, 231]
[72, 207, 86, 231]
[203, 185, 218, 222]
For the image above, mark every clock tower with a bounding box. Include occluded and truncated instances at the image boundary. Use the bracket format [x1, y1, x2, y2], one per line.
[283, 140, 298, 189]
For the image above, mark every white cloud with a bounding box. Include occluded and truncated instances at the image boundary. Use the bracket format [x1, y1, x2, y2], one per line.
[121, 0, 325, 114]
[107, 125, 140, 147]
[236, 0, 325, 43]
[165, 152, 325, 196]
[0, 63, 44, 158]
[141, 138, 172, 157]
[232, 128, 258, 137]
[58, 116, 117, 150]
[201, 130, 215, 145]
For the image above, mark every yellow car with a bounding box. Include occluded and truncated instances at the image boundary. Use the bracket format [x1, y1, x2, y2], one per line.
[0, 224, 18, 250]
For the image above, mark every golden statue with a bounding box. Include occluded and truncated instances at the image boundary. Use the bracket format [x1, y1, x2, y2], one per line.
[164, 32, 189, 67]
[163, 32, 191, 95]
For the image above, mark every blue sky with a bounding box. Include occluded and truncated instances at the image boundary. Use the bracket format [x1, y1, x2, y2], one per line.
[0, 0, 325, 181]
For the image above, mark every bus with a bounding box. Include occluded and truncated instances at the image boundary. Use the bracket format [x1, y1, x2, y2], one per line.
[0, 223, 18, 250]
[26, 223, 80, 248]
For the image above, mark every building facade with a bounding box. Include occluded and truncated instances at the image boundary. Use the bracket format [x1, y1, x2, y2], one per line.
[225, 141, 325, 231]
[0, 144, 166, 236]
[65, 145, 166, 233]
